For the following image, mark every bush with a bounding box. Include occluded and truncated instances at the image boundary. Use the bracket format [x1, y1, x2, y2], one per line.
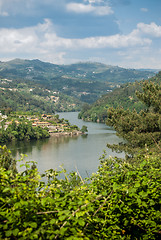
[0, 147, 160, 239]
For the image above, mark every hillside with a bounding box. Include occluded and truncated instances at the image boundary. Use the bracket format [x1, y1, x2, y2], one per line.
[78, 71, 161, 123]
[0, 77, 82, 114]
[0, 59, 156, 104]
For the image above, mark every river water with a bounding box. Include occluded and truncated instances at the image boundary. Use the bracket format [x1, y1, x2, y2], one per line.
[7, 112, 124, 178]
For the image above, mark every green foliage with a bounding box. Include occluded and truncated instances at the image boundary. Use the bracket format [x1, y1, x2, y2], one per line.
[79, 71, 161, 123]
[79, 81, 144, 122]
[0, 88, 55, 114]
[0, 88, 82, 113]
[0, 120, 50, 144]
[0, 59, 154, 105]
[0, 147, 160, 239]
[0, 64, 160, 239]
[81, 125, 88, 133]
[136, 81, 161, 113]
[106, 81, 161, 156]
[0, 145, 17, 173]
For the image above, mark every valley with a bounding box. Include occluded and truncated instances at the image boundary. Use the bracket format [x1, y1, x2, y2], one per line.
[0, 59, 160, 240]
[0, 59, 156, 114]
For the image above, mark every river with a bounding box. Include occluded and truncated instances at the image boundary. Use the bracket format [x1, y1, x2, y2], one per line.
[7, 112, 124, 178]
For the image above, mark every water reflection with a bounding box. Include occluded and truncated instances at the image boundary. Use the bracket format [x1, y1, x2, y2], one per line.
[6, 112, 125, 177]
[7, 138, 50, 158]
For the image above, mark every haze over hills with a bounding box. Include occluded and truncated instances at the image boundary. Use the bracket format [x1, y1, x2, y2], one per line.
[0, 58, 157, 113]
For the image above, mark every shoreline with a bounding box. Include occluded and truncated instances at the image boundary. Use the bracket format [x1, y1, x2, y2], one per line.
[49, 130, 84, 137]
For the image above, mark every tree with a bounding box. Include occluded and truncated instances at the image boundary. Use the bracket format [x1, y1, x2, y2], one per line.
[0, 145, 17, 173]
[81, 125, 88, 133]
[106, 81, 161, 156]
[136, 81, 161, 113]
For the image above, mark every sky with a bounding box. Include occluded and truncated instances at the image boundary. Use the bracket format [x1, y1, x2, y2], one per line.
[0, 0, 161, 69]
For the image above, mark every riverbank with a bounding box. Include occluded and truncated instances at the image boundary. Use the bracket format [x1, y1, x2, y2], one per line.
[0, 112, 88, 143]
[6, 111, 124, 179]
[50, 130, 84, 137]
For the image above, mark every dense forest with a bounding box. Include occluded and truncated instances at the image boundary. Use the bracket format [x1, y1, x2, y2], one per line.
[0, 80, 160, 239]
[0, 119, 50, 144]
[79, 71, 161, 123]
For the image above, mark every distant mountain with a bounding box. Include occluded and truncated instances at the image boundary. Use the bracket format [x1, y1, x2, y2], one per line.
[0, 59, 156, 105]
[138, 68, 161, 72]
[78, 71, 161, 123]
[0, 59, 155, 82]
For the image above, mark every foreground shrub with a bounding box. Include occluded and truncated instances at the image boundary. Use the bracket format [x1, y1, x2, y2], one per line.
[0, 147, 161, 239]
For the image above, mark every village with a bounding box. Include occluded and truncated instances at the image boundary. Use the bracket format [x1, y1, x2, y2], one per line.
[0, 111, 86, 138]
[28, 113, 83, 136]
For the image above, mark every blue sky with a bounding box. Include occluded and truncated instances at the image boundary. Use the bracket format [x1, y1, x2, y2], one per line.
[0, 0, 161, 68]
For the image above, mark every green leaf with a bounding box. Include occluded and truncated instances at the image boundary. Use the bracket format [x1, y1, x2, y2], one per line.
[50, 219, 56, 225]
[142, 201, 147, 208]
[5, 230, 12, 237]
[59, 215, 66, 221]
[78, 219, 85, 226]
[3, 187, 10, 193]
[14, 210, 21, 217]
[113, 182, 119, 191]
[14, 202, 21, 208]
[137, 198, 141, 205]
[76, 211, 85, 218]
[13, 228, 19, 236]
[135, 182, 140, 188]
[30, 222, 37, 228]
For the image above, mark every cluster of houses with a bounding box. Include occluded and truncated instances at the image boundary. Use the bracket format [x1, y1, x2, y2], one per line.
[30, 114, 82, 135]
[0, 112, 82, 136]
[30, 114, 62, 133]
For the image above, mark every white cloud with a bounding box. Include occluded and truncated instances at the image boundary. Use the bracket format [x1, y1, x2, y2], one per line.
[66, 3, 94, 14]
[74, 33, 151, 49]
[84, 0, 104, 3]
[66, 2, 113, 16]
[116, 47, 161, 69]
[96, 5, 114, 15]
[0, 19, 161, 67]
[0, 29, 36, 53]
[36, 20, 153, 50]
[0, 19, 153, 54]
[137, 22, 161, 37]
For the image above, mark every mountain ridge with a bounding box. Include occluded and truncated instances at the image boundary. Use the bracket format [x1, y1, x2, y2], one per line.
[0, 58, 158, 76]
[3, 58, 160, 71]
[0, 58, 158, 112]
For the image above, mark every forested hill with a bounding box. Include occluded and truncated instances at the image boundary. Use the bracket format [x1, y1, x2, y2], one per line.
[0, 59, 156, 104]
[0, 77, 82, 114]
[78, 71, 161, 123]
[0, 59, 155, 83]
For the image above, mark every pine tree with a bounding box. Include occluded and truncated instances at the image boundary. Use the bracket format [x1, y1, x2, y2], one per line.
[106, 81, 161, 156]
